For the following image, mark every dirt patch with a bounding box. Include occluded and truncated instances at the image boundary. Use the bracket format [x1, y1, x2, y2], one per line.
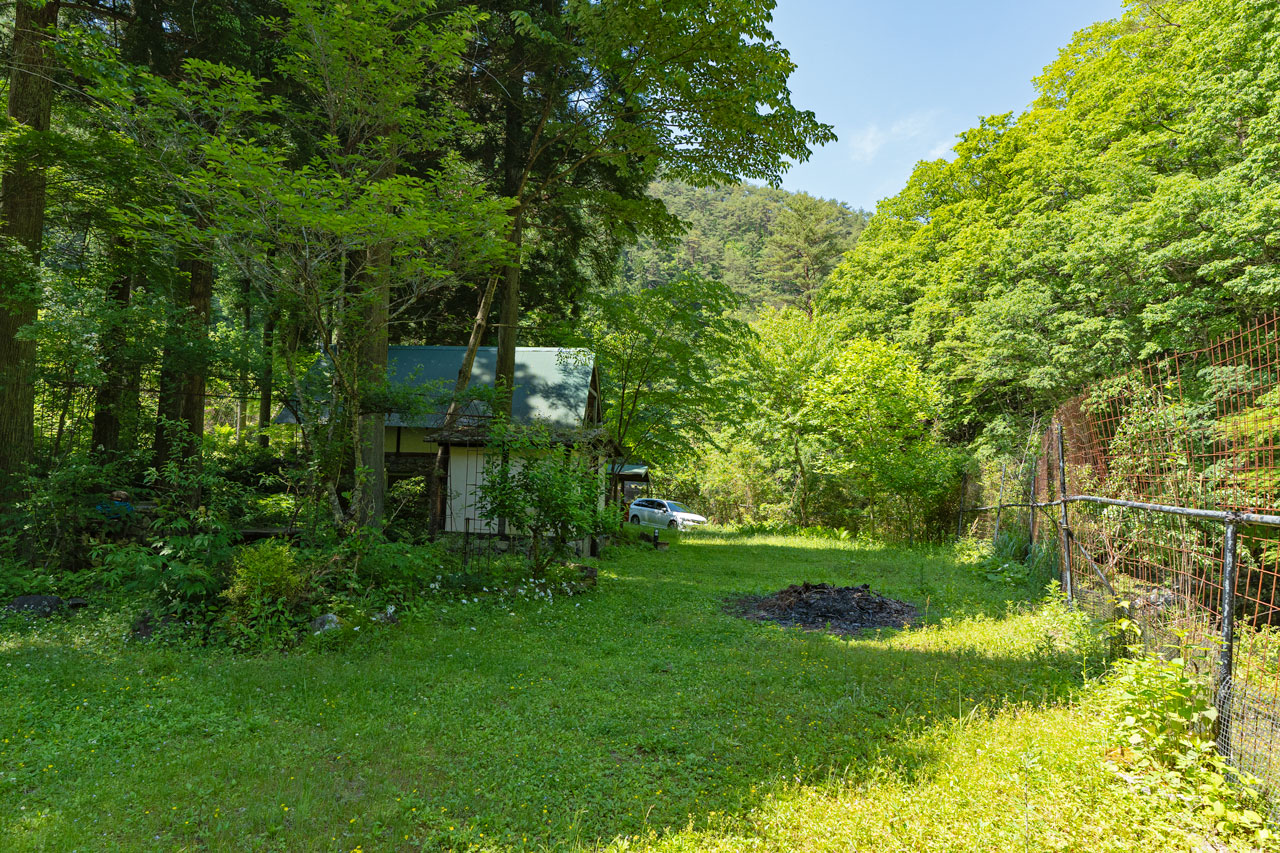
[730, 582, 918, 637]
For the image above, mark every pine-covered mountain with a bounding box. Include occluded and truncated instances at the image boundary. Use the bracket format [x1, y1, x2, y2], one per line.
[617, 181, 869, 313]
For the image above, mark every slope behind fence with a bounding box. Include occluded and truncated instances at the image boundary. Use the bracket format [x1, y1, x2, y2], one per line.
[965, 312, 1280, 798]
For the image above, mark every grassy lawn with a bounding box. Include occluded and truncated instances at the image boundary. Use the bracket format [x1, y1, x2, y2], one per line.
[0, 532, 1218, 851]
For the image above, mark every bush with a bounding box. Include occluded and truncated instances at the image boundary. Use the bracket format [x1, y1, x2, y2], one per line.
[0, 558, 57, 600]
[476, 423, 612, 572]
[957, 529, 1058, 593]
[355, 539, 457, 595]
[481, 552, 536, 587]
[219, 539, 310, 650]
[2, 451, 146, 580]
[139, 462, 240, 616]
[1106, 651, 1274, 846]
[223, 540, 306, 607]
[386, 476, 433, 542]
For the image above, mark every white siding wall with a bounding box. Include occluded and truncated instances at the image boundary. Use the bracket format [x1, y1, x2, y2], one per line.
[446, 447, 494, 534]
[444, 447, 603, 548]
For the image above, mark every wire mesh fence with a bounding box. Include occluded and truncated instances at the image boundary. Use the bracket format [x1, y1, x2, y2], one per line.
[965, 312, 1280, 799]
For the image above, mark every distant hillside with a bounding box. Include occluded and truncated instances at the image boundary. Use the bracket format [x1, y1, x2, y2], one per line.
[618, 181, 869, 313]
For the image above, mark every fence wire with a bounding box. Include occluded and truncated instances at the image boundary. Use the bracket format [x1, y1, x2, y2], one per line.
[969, 312, 1280, 801]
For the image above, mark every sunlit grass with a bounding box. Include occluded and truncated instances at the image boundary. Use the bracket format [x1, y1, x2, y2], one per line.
[0, 532, 1230, 850]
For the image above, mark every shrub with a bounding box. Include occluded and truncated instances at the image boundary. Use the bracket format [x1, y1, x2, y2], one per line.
[129, 457, 243, 618]
[219, 539, 310, 650]
[386, 476, 433, 542]
[1106, 651, 1274, 846]
[223, 540, 306, 607]
[0, 558, 56, 600]
[476, 423, 612, 572]
[3, 451, 146, 580]
[482, 552, 536, 587]
[355, 539, 456, 595]
[957, 529, 1058, 593]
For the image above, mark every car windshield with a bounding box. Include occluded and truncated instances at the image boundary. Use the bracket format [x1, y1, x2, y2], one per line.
[666, 502, 692, 513]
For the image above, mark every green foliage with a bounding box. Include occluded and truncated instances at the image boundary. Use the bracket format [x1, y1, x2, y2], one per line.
[954, 531, 1060, 596]
[819, 0, 1280, 450]
[354, 538, 457, 596]
[222, 540, 306, 609]
[617, 180, 867, 312]
[476, 423, 611, 572]
[576, 273, 748, 474]
[3, 452, 146, 579]
[668, 308, 960, 538]
[0, 558, 56, 601]
[1106, 652, 1275, 847]
[137, 460, 240, 614]
[219, 539, 310, 650]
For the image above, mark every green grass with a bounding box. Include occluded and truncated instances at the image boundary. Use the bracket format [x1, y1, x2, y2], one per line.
[0, 533, 1238, 851]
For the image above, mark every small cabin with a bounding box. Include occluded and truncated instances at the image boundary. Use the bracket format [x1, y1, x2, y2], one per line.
[279, 346, 605, 535]
[384, 346, 604, 533]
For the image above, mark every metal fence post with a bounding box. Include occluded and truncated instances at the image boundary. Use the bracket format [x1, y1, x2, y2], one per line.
[1027, 464, 1037, 548]
[956, 472, 967, 540]
[992, 462, 1007, 546]
[464, 517, 471, 567]
[1057, 424, 1074, 603]
[1216, 519, 1239, 760]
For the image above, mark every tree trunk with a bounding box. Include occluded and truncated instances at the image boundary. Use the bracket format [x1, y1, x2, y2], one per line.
[153, 343, 183, 471]
[494, 75, 525, 413]
[0, 0, 59, 498]
[792, 436, 809, 527]
[354, 243, 390, 527]
[179, 256, 213, 456]
[91, 248, 133, 459]
[257, 308, 276, 447]
[495, 224, 521, 411]
[154, 255, 212, 481]
[430, 273, 501, 537]
[236, 279, 250, 443]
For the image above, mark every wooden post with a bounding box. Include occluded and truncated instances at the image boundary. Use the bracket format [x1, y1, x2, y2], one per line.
[1215, 520, 1239, 760]
[1057, 424, 1074, 603]
[956, 472, 967, 540]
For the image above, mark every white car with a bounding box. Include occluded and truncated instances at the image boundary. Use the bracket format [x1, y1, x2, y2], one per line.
[628, 498, 707, 530]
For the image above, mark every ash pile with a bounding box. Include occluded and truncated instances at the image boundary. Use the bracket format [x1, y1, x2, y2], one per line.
[733, 582, 917, 636]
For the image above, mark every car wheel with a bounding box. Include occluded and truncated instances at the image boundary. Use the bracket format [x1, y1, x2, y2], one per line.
[630, 515, 639, 525]
[668, 520, 678, 529]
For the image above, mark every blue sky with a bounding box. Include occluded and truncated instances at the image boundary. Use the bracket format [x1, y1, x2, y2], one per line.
[769, 0, 1124, 211]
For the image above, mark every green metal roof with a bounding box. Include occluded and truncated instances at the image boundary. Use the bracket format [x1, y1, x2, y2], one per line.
[386, 346, 596, 430]
[608, 463, 650, 479]
[277, 346, 598, 433]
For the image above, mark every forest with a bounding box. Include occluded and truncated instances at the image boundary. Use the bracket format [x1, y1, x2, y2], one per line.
[3, 0, 1280, 639]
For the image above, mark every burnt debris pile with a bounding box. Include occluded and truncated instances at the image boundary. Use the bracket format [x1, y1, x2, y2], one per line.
[732, 582, 917, 637]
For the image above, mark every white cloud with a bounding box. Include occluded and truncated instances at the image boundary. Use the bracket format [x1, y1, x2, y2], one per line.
[847, 110, 942, 163]
[890, 113, 935, 138]
[926, 137, 956, 160]
[847, 126, 888, 162]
